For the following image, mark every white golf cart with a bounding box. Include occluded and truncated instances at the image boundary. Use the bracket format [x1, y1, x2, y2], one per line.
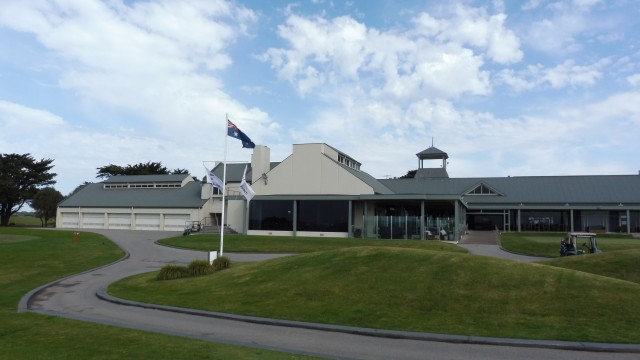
[560, 232, 602, 256]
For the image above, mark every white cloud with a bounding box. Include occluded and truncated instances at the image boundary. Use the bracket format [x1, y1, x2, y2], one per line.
[286, 85, 640, 180]
[524, 0, 605, 55]
[498, 59, 609, 91]
[572, 0, 602, 9]
[0, 100, 65, 128]
[263, 4, 522, 100]
[0, 100, 187, 194]
[435, 5, 523, 64]
[627, 73, 640, 87]
[541, 59, 607, 88]
[522, 0, 541, 11]
[0, 0, 275, 143]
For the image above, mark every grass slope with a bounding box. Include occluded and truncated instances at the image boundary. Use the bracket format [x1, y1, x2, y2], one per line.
[161, 233, 467, 253]
[5, 214, 43, 227]
[0, 228, 318, 359]
[539, 249, 640, 284]
[501, 232, 640, 257]
[111, 246, 640, 343]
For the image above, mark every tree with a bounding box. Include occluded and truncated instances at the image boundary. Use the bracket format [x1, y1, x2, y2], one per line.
[96, 161, 169, 179]
[31, 187, 63, 227]
[96, 162, 190, 179]
[0, 153, 56, 226]
[399, 169, 417, 179]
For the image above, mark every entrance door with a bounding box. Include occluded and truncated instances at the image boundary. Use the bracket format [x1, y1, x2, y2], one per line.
[467, 214, 502, 230]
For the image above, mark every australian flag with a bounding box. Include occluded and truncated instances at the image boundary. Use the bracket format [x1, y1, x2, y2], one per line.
[227, 119, 255, 148]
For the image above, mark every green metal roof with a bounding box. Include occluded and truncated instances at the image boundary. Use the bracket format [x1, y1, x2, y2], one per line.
[104, 174, 190, 183]
[379, 175, 640, 205]
[211, 162, 280, 183]
[59, 180, 207, 208]
[416, 146, 448, 160]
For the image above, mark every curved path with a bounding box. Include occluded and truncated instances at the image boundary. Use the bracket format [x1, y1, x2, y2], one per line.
[458, 230, 542, 262]
[21, 230, 639, 360]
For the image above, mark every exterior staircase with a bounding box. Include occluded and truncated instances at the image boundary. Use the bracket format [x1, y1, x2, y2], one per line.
[200, 224, 237, 234]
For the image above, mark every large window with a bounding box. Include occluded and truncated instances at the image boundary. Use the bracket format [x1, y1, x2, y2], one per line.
[520, 210, 568, 232]
[297, 200, 348, 232]
[249, 200, 293, 231]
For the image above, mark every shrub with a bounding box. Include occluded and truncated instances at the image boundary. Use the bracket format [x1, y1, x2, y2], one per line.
[157, 258, 230, 281]
[188, 260, 214, 276]
[212, 256, 231, 271]
[157, 264, 189, 280]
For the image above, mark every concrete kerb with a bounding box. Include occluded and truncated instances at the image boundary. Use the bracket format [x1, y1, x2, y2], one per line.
[96, 288, 640, 354]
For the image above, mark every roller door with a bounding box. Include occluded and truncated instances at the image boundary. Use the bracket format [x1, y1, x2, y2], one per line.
[82, 213, 105, 229]
[108, 213, 132, 229]
[164, 214, 190, 231]
[60, 213, 79, 228]
[135, 214, 160, 230]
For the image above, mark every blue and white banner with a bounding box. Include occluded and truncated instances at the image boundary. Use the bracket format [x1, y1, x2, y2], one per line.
[239, 165, 255, 201]
[204, 165, 224, 192]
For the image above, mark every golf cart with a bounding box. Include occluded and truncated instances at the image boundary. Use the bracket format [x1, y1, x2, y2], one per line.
[560, 232, 602, 256]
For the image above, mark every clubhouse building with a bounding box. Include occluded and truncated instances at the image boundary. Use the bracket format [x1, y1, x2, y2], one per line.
[57, 143, 640, 240]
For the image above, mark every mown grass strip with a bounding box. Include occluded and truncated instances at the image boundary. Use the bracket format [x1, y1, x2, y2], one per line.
[160, 233, 466, 253]
[0, 228, 320, 360]
[110, 246, 640, 344]
[539, 249, 640, 284]
[5, 214, 43, 227]
[500, 232, 640, 257]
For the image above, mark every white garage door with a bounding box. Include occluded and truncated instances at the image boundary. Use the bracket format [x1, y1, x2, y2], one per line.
[108, 213, 132, 230]
[82, 213, 105, 229]
[135, 214, 160, 230]
[61, 213, 79, 228]
[164, 214, 190, 231]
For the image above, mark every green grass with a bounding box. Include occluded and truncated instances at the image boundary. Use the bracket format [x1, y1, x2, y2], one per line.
[161, 233, 467, 253]
[110, 246, 640, 343]
[500, 232, 640, 257]
[0, 228, 320, 359]
[6, 214, 43, 227]
[539, 249, 640, 284]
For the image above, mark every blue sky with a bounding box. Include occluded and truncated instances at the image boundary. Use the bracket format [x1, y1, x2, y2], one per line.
[1, 0, 639, 195]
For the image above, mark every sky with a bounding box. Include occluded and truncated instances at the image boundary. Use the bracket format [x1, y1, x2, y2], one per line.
[1, 0, 640, 196]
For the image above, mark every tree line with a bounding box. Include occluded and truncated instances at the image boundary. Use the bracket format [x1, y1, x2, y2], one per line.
[1, 154, 190, 227]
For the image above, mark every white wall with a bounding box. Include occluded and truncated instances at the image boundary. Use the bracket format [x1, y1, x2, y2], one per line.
[253, 143, 374, 196]
[226, 199, 247, 233]
[56, 206, 205, 231]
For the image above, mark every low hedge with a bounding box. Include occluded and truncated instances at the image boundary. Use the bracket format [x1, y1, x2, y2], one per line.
[158, 257, 231, 280]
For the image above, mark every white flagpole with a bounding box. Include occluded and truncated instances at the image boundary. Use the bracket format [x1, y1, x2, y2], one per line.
[220, 115, 229, 256]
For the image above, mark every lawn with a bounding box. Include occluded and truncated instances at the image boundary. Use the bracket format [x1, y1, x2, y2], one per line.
[6, 213, 43, 227]
[500, 232, 640, 257]
[539, 248, 640, 284]
[160, 233, 467, 253]
[110, 246, 640, 344]
[0, 228, 319, 359]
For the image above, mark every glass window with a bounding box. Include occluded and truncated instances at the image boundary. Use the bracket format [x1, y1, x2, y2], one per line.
[249, 200, 293, 231]
[297, 200, 348, 232]
[521, 210, 568, 232]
